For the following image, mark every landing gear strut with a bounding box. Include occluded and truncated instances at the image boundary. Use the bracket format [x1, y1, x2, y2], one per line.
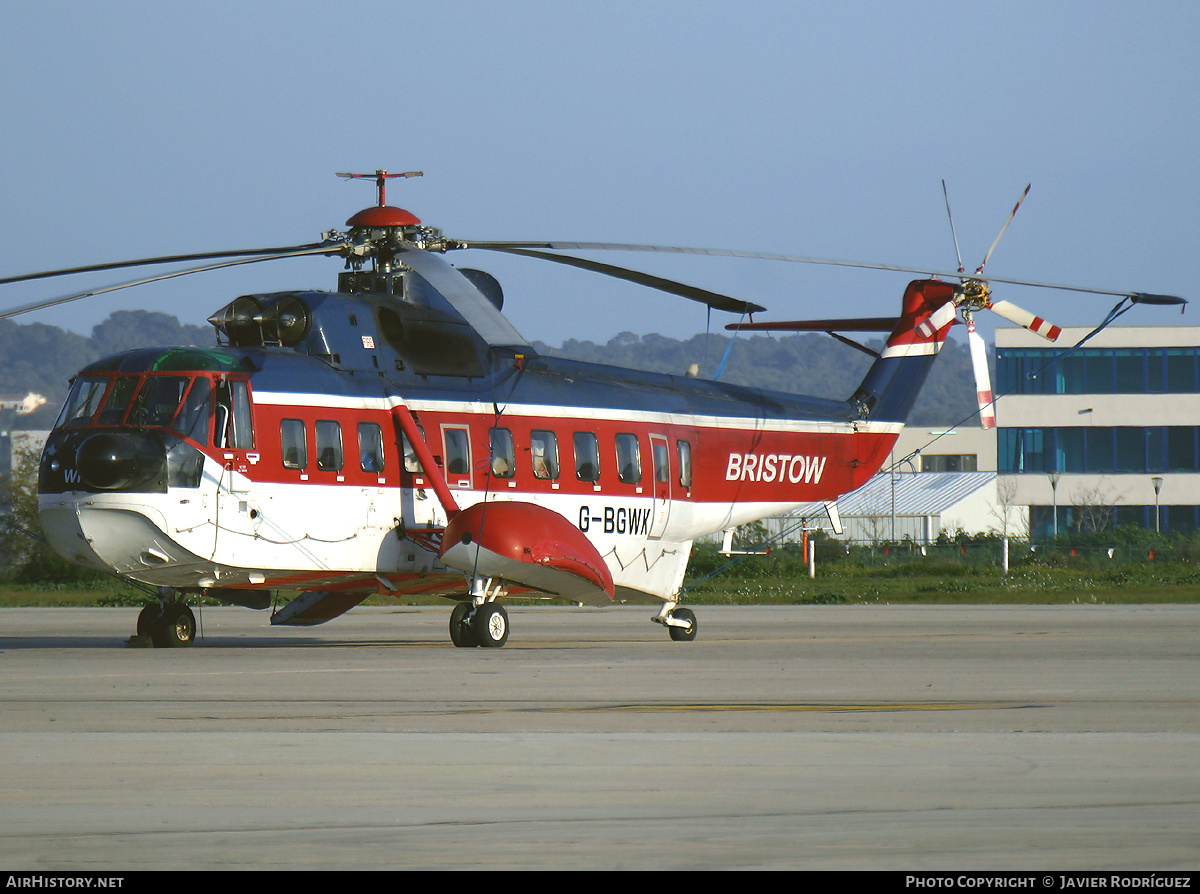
[653, 602, 698, 642]
[133, 590, 197, 648]
[449, 578, 509, 648]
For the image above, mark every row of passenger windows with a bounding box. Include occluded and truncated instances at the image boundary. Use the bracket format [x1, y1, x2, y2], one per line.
[280, 419, 385, 473]
[277, 419, 693, 487]
[479, 428, 693, 488]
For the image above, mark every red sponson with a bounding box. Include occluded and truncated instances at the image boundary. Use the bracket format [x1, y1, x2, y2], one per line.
[442, 502, 614, 601]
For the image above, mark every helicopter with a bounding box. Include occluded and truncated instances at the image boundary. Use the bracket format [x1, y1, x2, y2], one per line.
[1, 171, 1186, 648]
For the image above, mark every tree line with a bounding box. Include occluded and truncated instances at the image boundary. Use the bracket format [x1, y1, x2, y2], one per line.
[2, 310, 983, 431]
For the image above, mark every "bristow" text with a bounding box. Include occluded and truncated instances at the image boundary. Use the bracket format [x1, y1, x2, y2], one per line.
[725, 453, 827, 484]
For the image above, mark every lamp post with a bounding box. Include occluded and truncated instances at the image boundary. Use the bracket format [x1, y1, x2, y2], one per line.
[1152, 476, 1164, 534]
[1048, 471, 1061, 539]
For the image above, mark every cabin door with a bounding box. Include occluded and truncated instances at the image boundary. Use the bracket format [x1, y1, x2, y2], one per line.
[649, 434, 671, 539]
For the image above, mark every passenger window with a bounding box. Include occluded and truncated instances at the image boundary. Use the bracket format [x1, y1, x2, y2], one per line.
[444, 428, 471, 475]
[531, 430, 559, 479]
[490, 428, 515, 478]
[358, 422, 385, 472]
[316, 420, 343, 471]
[678, 440, 693, 488]
[281, 419, 307, 470]
[574, 432, 600, 482]
[401, 424, 425, 474]
[616, 433, 641, 484]
[653, 441, 670, 484]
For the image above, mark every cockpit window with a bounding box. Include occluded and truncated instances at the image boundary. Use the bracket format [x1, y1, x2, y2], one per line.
[55, 377, 108, 428]
[171, 377, 212, 442]
[128, 376, 190, 428]
[58, 373, 218, 439]
[214, 379, 254, 449]
[94, 376, 140, 426]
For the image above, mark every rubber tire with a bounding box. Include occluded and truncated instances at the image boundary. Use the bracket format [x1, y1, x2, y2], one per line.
[473, 603, 509, 648]
[136, 603, 162, 637]
[449, 602, 478, 648]
[668, 607, 697, 642]
[151, 604, 196, 648]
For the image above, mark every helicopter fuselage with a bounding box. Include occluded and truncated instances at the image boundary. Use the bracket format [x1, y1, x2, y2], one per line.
[36, 320, 901, 607]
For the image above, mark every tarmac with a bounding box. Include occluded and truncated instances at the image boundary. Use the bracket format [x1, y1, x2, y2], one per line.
[0, 603, 1197, 870]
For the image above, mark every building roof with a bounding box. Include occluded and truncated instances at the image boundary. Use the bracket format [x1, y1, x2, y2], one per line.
[790, 471, 998, 519]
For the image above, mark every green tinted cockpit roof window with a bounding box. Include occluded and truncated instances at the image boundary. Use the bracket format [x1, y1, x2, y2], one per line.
[148, 348, 249, 372]
[83, 348, 250, 374]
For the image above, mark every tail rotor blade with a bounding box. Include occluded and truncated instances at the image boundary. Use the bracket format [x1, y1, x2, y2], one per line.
[967, 321, 996, 430]
[915, 301, 958, 339]
[987, 298, 1062, 341]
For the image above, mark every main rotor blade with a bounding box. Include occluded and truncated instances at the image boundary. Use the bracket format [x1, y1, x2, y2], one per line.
[0, 243, 332, 287]
[462, 241, 1188, 306]
[398, 247, 530, 349]
[941, 180, 965, 275]
[469, 245, 765, 314]
[976, 183, 1031, 275]
[0, 245, 336, 320]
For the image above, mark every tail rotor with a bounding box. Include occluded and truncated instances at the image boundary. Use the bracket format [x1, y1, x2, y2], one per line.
[938, 183, 1060, 428]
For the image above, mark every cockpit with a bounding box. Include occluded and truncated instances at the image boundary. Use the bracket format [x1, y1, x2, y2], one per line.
[41, 348, 254, 494]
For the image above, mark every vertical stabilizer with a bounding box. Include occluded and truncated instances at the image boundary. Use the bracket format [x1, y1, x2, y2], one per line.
[849, 279, 958, 422]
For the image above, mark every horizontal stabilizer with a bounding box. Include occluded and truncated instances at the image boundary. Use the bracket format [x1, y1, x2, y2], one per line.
[823, 501, 843, 536]
[727, 317, 898, 333]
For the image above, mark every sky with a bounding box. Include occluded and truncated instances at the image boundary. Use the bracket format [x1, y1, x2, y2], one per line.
[1, 1, 1197, 351]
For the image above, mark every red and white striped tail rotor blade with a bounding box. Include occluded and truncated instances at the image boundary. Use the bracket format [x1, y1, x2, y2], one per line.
[914, 301, 958, 338]
[967, 321, 996, 430]
[987, 298, 1062, 341]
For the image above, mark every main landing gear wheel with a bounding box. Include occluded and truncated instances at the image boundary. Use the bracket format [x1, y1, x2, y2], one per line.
[668, 607, 697, 642]
[137, 603, 162, 638]
[473, 603, 509, 648]
[449, 601, 478, 648]
[149, 603, 196, 648]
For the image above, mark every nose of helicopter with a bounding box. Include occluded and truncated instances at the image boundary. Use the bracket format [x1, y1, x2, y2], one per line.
[74, 432, 161, 490]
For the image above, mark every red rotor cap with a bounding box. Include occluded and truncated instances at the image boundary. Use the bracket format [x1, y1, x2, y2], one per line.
[346, 206, 421, 228]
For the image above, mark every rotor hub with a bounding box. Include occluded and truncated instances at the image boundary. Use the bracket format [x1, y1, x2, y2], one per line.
[955, 278, 992, 311]
[345, 205, 421, 229]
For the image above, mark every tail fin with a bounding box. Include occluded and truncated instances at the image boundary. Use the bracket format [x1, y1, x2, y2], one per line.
[849, 279, 958, 422]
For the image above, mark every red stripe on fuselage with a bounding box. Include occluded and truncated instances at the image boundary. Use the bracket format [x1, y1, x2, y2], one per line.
[238, 396, 899, 506]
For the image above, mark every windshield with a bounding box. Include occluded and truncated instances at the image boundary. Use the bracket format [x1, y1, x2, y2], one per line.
[56, 373, 216, 443]
[54, 377, 109, 428]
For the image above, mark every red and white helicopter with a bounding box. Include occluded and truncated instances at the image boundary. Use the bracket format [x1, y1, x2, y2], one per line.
[1, 172, 1184, 647]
